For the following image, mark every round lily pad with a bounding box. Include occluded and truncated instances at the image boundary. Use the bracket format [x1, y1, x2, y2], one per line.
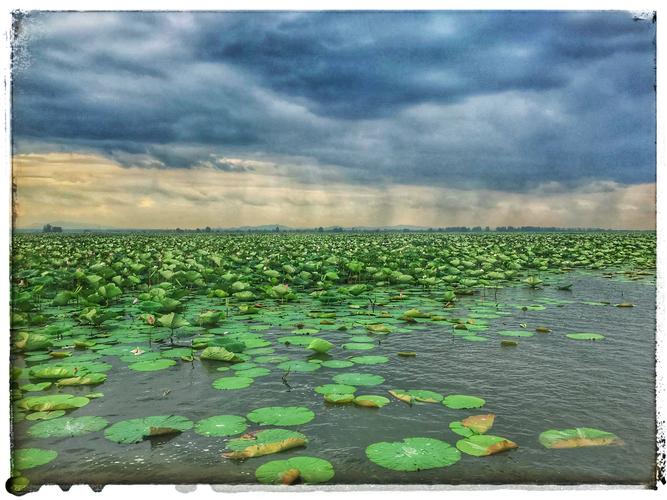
[538, 427, 622, 448]
[277, 360, 321, 372]
[349, 356, 389, 365]
[278, 336, 314, 347]
[353, 395, 390, 408]
[212, 376, 255, 390]
[236, 367, 271, 378]
[442, 394, 486, 409]
[333, 372, 385, 386]
[224, 428, 308, 459]
[247, 406, 315, 426]
[18, 394, 90, 412]
[456, 435, 518, 456]
[194, 415, 248, 437]
[566, 333, 605, 341]
[342, 343, 375, 350]
[20, 382, 52, 392]
[321, 360, 354, 369]
[366, 437, 461, 471]
[28, 416, 109, 438]
[315, 384, 357, 395]
[255, 456, 334, 484]
[128, 359, 177, 372]
[104, 415, 194, 444]
[405, 390, 443, 403]
[324, 393, 355, 404]
[13, 448, 58, 470]
[25, 410, 66, 421]
[255, 355, 290, 364]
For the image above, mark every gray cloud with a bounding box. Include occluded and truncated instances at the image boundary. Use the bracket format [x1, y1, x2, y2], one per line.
[11, 11, 656, 192]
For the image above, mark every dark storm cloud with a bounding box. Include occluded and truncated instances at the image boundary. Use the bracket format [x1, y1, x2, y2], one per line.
[11, 11, 656, 191]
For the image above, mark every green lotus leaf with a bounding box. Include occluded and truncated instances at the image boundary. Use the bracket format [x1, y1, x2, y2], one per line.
[406, 390, 443, 403]
[442, 394, 486, 409]
[235, 367, 271, 378]
[365, 437, 461, 471]
[277, 360, 321, 372]
[200, 346, 238, 362]
[307, 338, 334, 353]
[349, 355, 389, 365]
[456, 435, 518, 456]
[324, 393, 355, 404]
[449, 421, 475, 438]
[28, 416, 109, 438]
[18, 394, 90, 412]
[247, 406, 315, 426]
[29, 365, 79, 379]
[161, 347, 195, 358]
[342, 343, 375, 351]
[255, 456, 334, 485]
[566, 333, 605, 341]
[56, 372, 107, 386]
[128, 358, 177, 372]
[20, 382, 52, 392]
[321, 360, 355, 369]
[353, 395, 390, 408]
[333, 372, 385, 386]
[212, 376, 254, 390]
[255, 355, 290, 364]
[278, 336, 315, 347]
[292, 328, 319, 335]
[224, 428, 308, 459]
[14, 332, 53, 352]
[13, 448, 58, 470]
[25, 410, 66, 421]
[538, 427, 622, 448]
[104, 415, 194, 444]
[194, 415, 248, 437]
[315, 384, 357, 395]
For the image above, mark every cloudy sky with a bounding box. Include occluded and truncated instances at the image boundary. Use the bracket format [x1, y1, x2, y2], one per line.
[12, 11, 656, 229]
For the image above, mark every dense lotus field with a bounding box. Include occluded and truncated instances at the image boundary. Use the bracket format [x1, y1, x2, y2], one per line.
[8, 232, 656, 491]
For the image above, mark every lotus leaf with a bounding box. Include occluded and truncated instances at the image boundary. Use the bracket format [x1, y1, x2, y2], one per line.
[255, 456, 334, 485]
[277, 360, 321, 372]
[20, 382, 52, 392]
[308, 338, 334, 353]
[200, 346, 238, 362]
[333, 372, 384, 386]
[498, 330, 534, 338]
[28, 416, 109, 438]
[18, 394, 90, 411]
[456, 435, 518, 456]
[212, 376, 254, 390]
[324, 393, 355, 404]
[342, 343, 375, 351]
[365, 437, 461, 471]
[315, 384, 357, 395]
[321, 360, 355, 369]
[128, 359, 177, 372]
[247, 406, 315, 426]
[538, 427, 623, 448]
[13, 448, 58, 470]
[105, 415, 194, 444]
[194, 415, 248, 437]
[353, 395, 390, 408]
[25, 410, 66, 421]
[566, 333, 605, 341]
[442, 395, 486, 409]
[224, 429, 308, 459]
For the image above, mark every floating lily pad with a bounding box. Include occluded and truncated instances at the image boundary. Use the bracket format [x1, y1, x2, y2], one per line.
[255, 456, 334, 485]
[194, 415, 248, 437]
[200, 346, 238, 361]
[247, 406, 315, 426]
[566, 333, 605, 341]
[456, 435, 518, 456]
[224, 429, 308, 459]
[315, 384, 357, 395]
[255, 355, 290, 364]
[28, 416, 109, 438]
[20, 382, 52, 392]
[349, 355, 389, 365]
[18, 394, 90, 412]
[278, 336, 314, 347]
[307, 338, 334, 353]
[406, 390, 443, 403]
[104, 415, 194, 444]
[539, 427, 623, 448]
[365, 437, 461, 471]
[212, 376, 254, 390]
[353, 395, 390, 408]
[461, 414, 495, 434]
[236, 367, 271, 378]
[277, 360, 321, 372]
[13, 448, 58, 470]
[442, 394, 485, 409]
[57, 373, 107, 386]
[25, 410, 66, 421]
[321, 360, 355, 369]
[128, 359, 177, 372]
[342, 343, 375, 351]
[333, 372, 385, 386]
[324, 393, 355, 404]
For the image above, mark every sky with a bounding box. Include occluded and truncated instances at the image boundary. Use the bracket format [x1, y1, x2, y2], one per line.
[11, 11, 656, 229]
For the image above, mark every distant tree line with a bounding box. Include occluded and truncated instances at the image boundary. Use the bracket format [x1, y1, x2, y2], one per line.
[42, 224, 62, 233]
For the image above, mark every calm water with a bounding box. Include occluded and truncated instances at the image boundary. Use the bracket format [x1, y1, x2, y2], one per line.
[12, 272, 656, 487]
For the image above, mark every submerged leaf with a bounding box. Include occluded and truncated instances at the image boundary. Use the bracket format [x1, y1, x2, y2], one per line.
[539, 427, 623, 448]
